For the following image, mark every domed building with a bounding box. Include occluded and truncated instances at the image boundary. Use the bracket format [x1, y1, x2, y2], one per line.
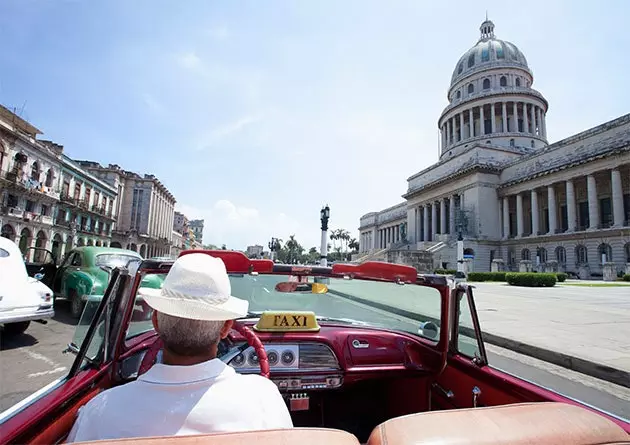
[357, 20, 630, 279]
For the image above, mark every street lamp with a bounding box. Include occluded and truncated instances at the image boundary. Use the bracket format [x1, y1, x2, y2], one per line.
[320, 205, 330, 267]
[268, 237, 278, 261]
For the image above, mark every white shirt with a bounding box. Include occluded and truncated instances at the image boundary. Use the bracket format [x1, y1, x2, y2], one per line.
[67, 358, 293, 443]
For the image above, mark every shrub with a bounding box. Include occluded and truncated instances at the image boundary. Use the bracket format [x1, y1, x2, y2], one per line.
[506, 272, 556, 287]
[556, 273, 567, 283]
[434, 269, 457, 275]
[468, 272, 506, 282]
[623, 274, 630, 282]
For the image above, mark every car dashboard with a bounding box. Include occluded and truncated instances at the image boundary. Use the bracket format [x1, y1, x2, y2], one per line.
[228, 342, 344, 391]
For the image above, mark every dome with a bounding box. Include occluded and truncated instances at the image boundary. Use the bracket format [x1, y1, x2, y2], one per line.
[450, 20, 529, 87]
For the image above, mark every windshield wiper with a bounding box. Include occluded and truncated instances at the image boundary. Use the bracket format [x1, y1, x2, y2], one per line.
[315, 316, 371, 326]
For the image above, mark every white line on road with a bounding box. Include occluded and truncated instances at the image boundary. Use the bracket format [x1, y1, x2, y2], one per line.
[28, 367, 67, 378]
[25, 351, 57, 367]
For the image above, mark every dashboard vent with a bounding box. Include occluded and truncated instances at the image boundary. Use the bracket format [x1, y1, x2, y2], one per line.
[298, 343, 340, 370]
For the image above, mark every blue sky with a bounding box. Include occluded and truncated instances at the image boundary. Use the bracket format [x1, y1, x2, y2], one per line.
[1, 1, 629, 250]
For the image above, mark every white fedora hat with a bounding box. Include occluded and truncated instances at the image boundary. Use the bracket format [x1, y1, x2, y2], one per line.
[138, 253, 248, 321]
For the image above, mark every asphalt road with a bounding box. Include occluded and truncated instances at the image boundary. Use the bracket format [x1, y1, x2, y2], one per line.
[1, 280, 628, 421]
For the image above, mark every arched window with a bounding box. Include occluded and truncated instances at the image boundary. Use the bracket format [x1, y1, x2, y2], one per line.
[31, 162, 40, 181]
[467, 84, 474, 94]
[555, 246, 566, 264]
[575, 245, 588, 265]
[468, 53, 475, 68]
[456, 90, 461, 99]
[45, 168, 54, 187]
[500, 76, 507, 87]
[515, 78, 521, 87]
[598, 243, 613, 263]
[509, 139, 515, 147]
[521, 248, 530, 261]
[483, 78, 490, 90]
[458, 62, 463, 74]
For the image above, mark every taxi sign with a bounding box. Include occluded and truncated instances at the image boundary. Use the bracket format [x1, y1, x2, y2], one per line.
[254, 311, 321, 332]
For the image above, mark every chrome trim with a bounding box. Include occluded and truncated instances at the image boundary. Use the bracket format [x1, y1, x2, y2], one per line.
[431, 382, 454, 399]
[472, 385, 482, 407]
[0, 307, 54, 325]
[490, 365, 630, 423]
[352, 339, 369, 349]
[0, 377, 65, 423]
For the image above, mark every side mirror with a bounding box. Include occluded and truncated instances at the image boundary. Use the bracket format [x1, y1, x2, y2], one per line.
[418, 321, 439, 339]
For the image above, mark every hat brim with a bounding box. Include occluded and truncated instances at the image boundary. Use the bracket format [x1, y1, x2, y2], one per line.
[137, 287, 249, 321]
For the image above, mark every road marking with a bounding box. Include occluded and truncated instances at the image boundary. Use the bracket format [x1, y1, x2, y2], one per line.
[28, 367, 67, 378]
[25, 351, 57, 367]
[263, 288, 270, 293]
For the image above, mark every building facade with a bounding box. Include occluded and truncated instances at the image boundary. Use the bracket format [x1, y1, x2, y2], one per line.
[246, 244, 264, 258]
[189, 219, 204, 245]
[0, 106, 63, 261]
[358, 20, 630, 278]
[78, 162, 176, 258]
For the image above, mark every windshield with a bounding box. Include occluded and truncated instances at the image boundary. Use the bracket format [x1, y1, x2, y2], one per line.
[96, 254, 140, 268]
[126, 272, 443, 342]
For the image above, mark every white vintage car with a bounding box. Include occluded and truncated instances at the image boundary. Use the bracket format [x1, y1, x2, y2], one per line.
[0, 236, 54, 335]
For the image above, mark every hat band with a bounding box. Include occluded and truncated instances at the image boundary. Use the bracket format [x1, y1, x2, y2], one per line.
[158, 285, 231, 305]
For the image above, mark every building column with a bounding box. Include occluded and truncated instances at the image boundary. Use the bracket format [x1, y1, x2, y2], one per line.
[480, 105, 485, 135]
[523, 103, 529, 134]
[566, 179, 577, 232]
[547, 185, 557, 234]
[536, 107, 542, 137]
[541, 111, 547, 138]
[459, 113, 465, 141]
[441, 126, 446, 149]
[446, 120, 452, 146]
[530, 103, 536, 135]
[531, 189, 539, 236]
[502, 102, 507, 132]
[516, 193, 524, 237]
[502, 196, 510, 239]
[490, 102, 496, 134]
[449, 195, 456, 234]
[611, 169, 625, 227]
[468, 108, 474, 138]
[423, 206, 429, 242]
[513, 102, 518, 132]
[587, 174, 599, 229]
[431, 203, 438, 240]
[440, 198, 447, 234]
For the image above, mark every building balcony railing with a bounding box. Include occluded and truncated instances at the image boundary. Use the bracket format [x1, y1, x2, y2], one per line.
[0, 206, 24, 218]
[0, 170, 61, 200]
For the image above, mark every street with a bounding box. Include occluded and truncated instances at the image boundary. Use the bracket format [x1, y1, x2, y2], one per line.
[1, 279, 629, 420]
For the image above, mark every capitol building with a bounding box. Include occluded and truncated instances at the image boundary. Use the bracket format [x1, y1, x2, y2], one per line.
[357, 19, 630, 278]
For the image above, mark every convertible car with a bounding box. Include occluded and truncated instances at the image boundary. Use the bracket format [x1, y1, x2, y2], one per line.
[1, 250, 628, 445]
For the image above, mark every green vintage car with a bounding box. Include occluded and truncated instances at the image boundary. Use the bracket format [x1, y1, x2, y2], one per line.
[31, 246, 164, 318]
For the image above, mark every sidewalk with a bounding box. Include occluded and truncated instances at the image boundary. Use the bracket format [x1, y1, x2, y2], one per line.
[327, 280, 630, 375]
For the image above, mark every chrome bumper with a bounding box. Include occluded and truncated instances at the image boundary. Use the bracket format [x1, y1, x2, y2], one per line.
[0, 306, 55, 325]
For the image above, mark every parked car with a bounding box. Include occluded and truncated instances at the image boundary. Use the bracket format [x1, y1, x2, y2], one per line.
[0, 237, 54, 335]
[25, 246, 164, 318]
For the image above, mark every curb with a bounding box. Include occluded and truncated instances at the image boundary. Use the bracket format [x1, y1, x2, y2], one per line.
[328, 288, 630, 389]
[480, 331, 630, 389]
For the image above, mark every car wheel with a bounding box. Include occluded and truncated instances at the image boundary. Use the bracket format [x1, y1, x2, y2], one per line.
[3, 321, 31, 336]
[70, 292, 85, 319]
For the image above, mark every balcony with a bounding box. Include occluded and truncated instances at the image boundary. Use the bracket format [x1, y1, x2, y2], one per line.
[0, 171, 61, 200]
[89, 204, 115, 220]
[0, 206, 25, 218]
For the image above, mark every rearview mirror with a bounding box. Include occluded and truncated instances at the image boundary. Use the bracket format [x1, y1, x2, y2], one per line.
[274, 282, 328, 294]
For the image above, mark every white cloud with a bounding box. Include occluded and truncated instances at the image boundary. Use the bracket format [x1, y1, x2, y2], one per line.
[141, 93, 165, 114]
[195, 114, 264, 150]
[177, 51, 202, 70]
[176, 199, 309, 249]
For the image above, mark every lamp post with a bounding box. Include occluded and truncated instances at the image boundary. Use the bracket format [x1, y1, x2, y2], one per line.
[320, 205, 330, 267]
[268, 237, 278, 261]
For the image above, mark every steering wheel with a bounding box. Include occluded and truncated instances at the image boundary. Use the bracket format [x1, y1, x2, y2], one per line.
[138, 321, 270, 378]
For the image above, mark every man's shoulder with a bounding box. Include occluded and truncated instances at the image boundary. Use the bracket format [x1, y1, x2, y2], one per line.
[222, 372, 279, 392]
[81, 380, 144, 414]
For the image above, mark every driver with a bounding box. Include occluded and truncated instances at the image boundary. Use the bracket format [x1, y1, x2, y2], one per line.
[67, 253, 293, 442]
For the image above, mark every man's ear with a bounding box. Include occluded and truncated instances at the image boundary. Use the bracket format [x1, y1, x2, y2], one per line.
[219, 320, 234, 339]
[152, 311, 159, 331]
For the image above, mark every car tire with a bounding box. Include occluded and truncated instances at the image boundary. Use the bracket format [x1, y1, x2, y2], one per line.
[3, 321, 31, 336]
[70, 291, 85, 319]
